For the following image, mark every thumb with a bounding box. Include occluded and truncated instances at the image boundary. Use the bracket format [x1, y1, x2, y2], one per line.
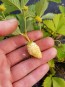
[0, 19, 18, 36]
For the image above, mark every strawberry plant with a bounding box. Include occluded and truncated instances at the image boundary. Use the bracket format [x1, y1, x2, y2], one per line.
[0, 0, 65, 87]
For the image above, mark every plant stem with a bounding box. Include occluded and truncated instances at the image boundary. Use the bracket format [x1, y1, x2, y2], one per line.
[20, 32, 30, 42]
[24, 17, 27, 33]
[0, 15, 3, 19]
[38, 22, 42, 31]
[21, 10, 31, 42]
[50, 68, 56, 76]
[2, 12, 6, 20]
[25, 33, 30, 42]
[23, 10, 27, 33]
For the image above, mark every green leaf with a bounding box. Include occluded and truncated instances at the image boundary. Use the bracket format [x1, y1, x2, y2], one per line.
[53, 14, 65, 35]
[28, 5, 35, 17]
[26, 18, 34, 32]
[0, 13, 3, 20]
[43, 20, 55, 32]
[43, 76, 65, 87]
[42, 13, 55, 19]
[48, 59, 55, 68]
[2, 0, 21, 14]
[52, 77, 65, 87]
[43, 14, 65, 35]
[49, 0, 61, 3]
[17, 14, 34, 33]
[34, 26, 39, 30]
[42, 30, 51, 37]
[57, 25, 65, 35]
[35, 0, 49, 16]
[21, 0, 29, 8]
[42, 75, 52, 87]
[23, 5, 35, 18]
[16, 14, 25, 33]
[53, 14, 61, 29]
[12, 27, 21, 35]
[5, 15, 16, 20]
[59, 6, 65, 15]
[56, 44, 65, 61]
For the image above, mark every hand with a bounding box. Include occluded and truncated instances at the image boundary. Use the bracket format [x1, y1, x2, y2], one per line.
[0, 19, 57, 87]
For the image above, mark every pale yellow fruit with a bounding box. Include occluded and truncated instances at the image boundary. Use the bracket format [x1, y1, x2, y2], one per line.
[27, 41, 42, 58]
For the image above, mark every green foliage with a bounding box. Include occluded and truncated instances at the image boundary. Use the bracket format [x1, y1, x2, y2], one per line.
[28, 5, 35, 17]
[35, 0, 49, 16]
[21, 0, 29, 8]
[12, 27, 21, 35]
[2, 0, 21, 14]
[23, 5, 35, 18]
[44, 14, 65, 35]
[43, 76, 65, 87]
[59, 6, 65, 15]
[56, 44, 65, 61]
[42, 13, 55, 19]
[48, 59, 55, 68]
[42, 30, 51, 37]
[44, 20, 55, 31]
[52, 77, 65, 87]
[1, 0, 29, 14]
[5, 15, 16, 19]
[0, 13, 3, 20]
[16, 14, 34, 33]
[26, 17, 34, 32]
[16, 14, 25, 33]
[43, 75, 52, 87]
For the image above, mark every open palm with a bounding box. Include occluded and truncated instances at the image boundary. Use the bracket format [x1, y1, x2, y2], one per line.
[0, 19, 57, 87]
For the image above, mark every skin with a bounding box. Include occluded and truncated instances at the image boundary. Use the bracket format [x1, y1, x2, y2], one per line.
[0, 19, 57, 87]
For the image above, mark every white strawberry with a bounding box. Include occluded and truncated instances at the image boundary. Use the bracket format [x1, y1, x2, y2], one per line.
[27, 41, 42, 58]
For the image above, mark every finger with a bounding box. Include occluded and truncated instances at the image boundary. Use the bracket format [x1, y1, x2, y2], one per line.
[0, 49, 12, 87]
[11, 48, 57, 82]
[0, 19, 18, 36]
[2, 80, 13, 87]
[0, 30, 43, 54]
[13, 64, 49, 87]
[7, 37, 54, 66]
